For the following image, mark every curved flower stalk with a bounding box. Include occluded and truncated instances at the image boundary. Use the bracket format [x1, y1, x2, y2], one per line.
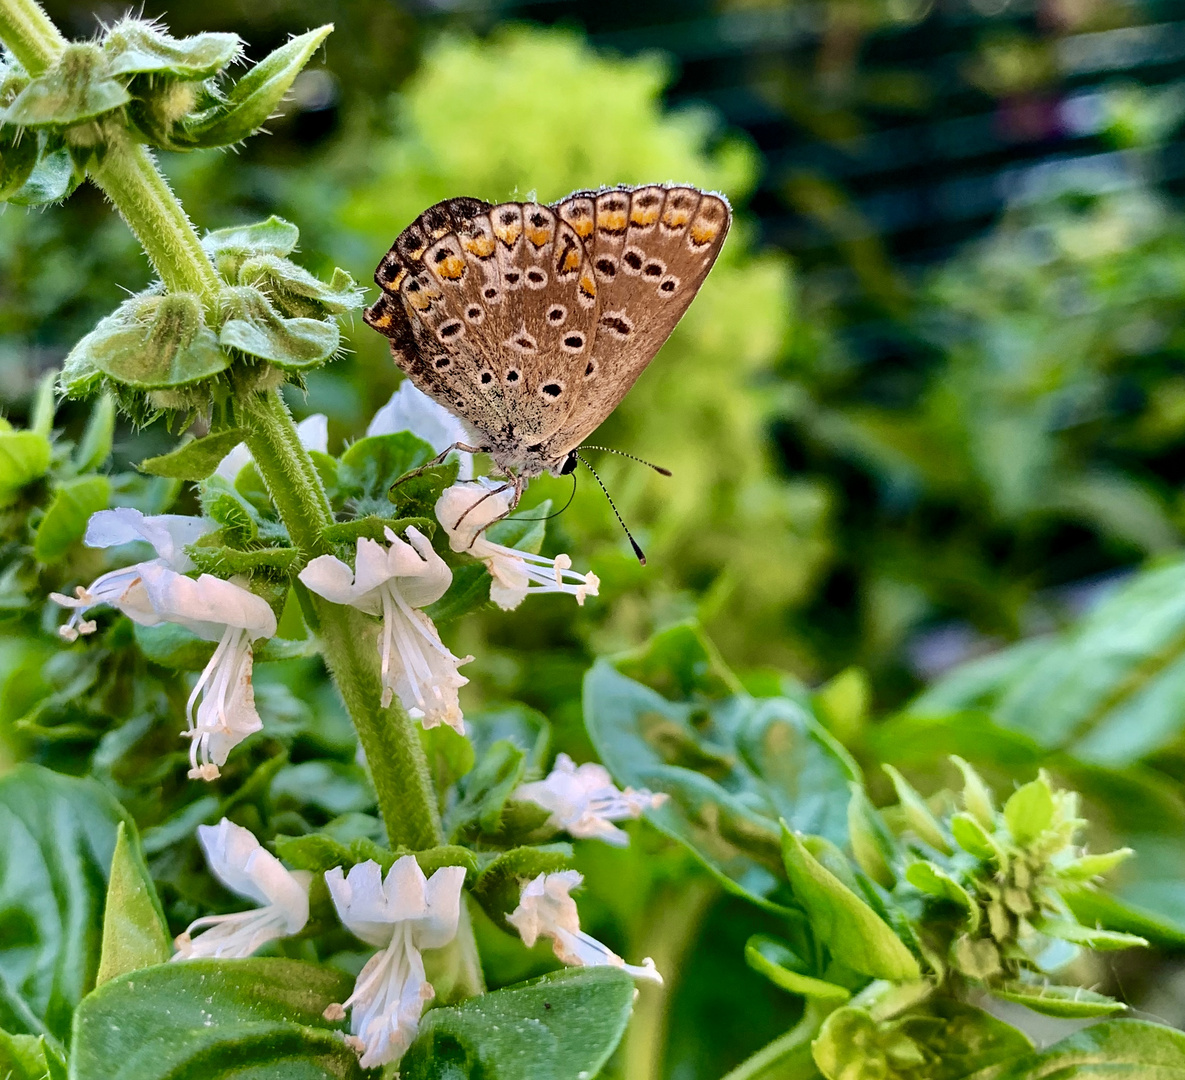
[325, 857, 467, 1068]
[298, 525, 471, 733]
[435, 479, 599, 610]
[508, 871, 662, 984]
[515, 753, 668, 847]
[173, 818, 310, 960]
[49, 506, 208, 639]
[215, 411, 328, 481]
[367, 381, 473, 480]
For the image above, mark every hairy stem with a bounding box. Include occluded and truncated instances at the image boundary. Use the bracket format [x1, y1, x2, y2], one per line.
[239, 390, 444, 852]
[88, 138, 221, 300]
[0, 0, 64, 75]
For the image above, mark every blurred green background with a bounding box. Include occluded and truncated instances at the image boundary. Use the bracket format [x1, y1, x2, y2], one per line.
[5, 0, 1185, 1075]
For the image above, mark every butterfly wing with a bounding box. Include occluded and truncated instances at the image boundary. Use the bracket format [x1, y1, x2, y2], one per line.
[541, 184, 731, 458]
[366, 197, 601, 462]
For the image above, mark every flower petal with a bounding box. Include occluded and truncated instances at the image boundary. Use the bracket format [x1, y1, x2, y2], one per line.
[298, 552, 378, 611]
[84, 508, 207, 569]
[139, 565, 276, 640]
[296, 413, 329, 455]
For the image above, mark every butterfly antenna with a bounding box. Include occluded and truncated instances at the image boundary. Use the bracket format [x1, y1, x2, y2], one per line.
[581, 445, 672, 477]
[577, 453, 647, 565]
[510, 474, 578, 522]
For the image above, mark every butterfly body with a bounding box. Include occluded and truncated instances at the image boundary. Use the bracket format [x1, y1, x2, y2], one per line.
[363, 184, 731, 483]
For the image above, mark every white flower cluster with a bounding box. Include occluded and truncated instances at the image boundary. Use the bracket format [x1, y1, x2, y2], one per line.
[177, 819, 660, 1067]
[49, 384, 597, 768]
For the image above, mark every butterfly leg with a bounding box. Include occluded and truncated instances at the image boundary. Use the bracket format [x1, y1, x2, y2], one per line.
[389, 442, 489, 495]
[451, 481, 514, 540]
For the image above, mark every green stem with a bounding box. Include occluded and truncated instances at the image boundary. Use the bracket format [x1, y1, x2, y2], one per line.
[719, 1003, 827, 1080]
[0, 0, 64, 75]
[239, 390, 443, 852]
[88, 139, 221, 300]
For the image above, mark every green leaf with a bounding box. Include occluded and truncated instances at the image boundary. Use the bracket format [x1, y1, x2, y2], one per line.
[176, 26, 335, 148]
[991, 981, 1126, 1018]
[400, 967, 635, 1080]
[991, 1019, 1185, 1079]
[467, 702, 552, 775]
[0, 430, 51, 500]
[883, 765, 951, 854]
[70, 958, 363, 1079]
[337, 432, 437, 505]
[813, 1001, 1033, 1080]
[321, 515, 435, 545]
[186, 544, 299, 578]
[66, 293, 228, 391]
[239, 256, 362, 319]
[389, 461, 460, 514]
[446, 740, 526, 839]
[0, 130, 38, 200]
[103, 20, 241, 78]
[218, 285, 339, 369]
[137, 429, 247, 480]
[584, 657, 855, 910]
[904, 861, 979, 930]
[273, 833, 476, 880]
[132, 622, 216, 670]
[72, 394, 116, 474]
[33, 476, 110, 563]
[470, 844, 574, 932]
[6, 143, 82, 207]
[950, 812, 1002, 862]
[2, 45, 129, 126]
[272, 760, 375, 817]
[1003, 777, 1054, 846]
[744, 935, 851, 1001]
[847, 783, 897, 889]
[1031, 917, 1147, 951]
[0, 765, 131, 1042]
[612, 620, 741, 702]
[95, 823, 170, 984]
[202, 217, 300, 260]
[781, 827, 920, 981]
[0, 1030, 57, 1080]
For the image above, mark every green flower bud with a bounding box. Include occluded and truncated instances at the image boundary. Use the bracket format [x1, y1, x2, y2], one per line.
[62, 292, 229, 395]
[952, 934, 1002, 980]
[950, 756, 995, 829]
[1, 43, 128, 127]
[884, 766, 951, 855]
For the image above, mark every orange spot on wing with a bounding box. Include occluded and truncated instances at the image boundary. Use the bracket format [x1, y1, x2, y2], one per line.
[631, 204, 659, 226]
[436, 254, 465, 280]
[526, 225, 552, 248]
[493, 221, 521, 247]
[571, 216, 594, 238]
[368, 310, 393, 329]
[579, 273, 597, 298]
[599, 209, 627, 232]
[690, 222, 719, 245]
[562, 248, 582, 272]
[663, 208, 691, 228]
[463, 235, 496, 258]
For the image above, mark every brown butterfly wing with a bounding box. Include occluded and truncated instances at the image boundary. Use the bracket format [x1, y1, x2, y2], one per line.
[542, 184, 731, 458]
[365, 197, 600, 459]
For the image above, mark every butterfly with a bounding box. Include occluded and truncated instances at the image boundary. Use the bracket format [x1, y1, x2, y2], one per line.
[362, 183, 731, 501]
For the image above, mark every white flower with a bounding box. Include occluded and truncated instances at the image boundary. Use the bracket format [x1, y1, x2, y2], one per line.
[298, 526, 471, 733]
[214, 413, 328, 482]
[50, 509, 277, 780]
[49, 507, 208, 640]
[325, 857, 466, 1068]
[173, 818, 310, 960]
[367, 381, 473, 480]
[435, 479, 599, 611]
[507, 871, 662, 984]
[515, 753, 668, 847]
[134, 564, 277, 781]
